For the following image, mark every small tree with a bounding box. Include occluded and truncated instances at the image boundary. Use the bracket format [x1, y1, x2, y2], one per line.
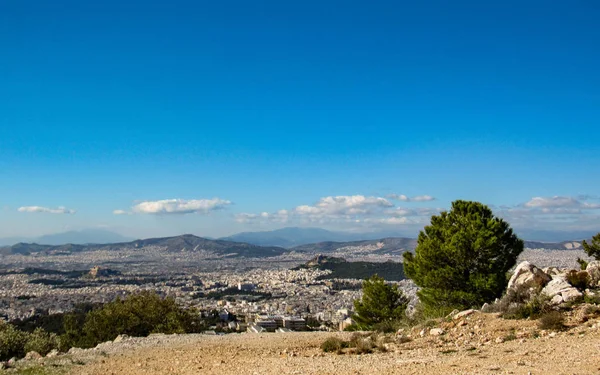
[352, 275, 408, 330]
[582, 233, 600, 260]
[403, 200, 523, 314]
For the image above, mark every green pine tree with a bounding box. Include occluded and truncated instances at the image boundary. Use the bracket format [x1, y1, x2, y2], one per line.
[352, 275, 408, 330]
[403, 200, 523, 314]
[582, 233, 600, 260]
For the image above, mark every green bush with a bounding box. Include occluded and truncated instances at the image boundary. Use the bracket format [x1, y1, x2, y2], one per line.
[502, 293, 552, 320]
[61, 291, 205, 349]
[23, 328, 60, 356]
[0, 322, 60, 361]
[352, 275, 408, 330]
[403, 200, 524, 312]
[0, 322, 29, 360]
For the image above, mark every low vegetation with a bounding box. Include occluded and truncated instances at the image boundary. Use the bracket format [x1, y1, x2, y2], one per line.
[537, 311, 566, 330]
[61, 291, 204, 349]
[0, 322, 59, 361]
[321, 332, 390, 354]
[0, 292, 206, 361]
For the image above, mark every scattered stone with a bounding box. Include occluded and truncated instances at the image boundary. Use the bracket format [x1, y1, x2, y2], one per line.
[46, 349, 60, 358]
[429, 328, 444, 336]
[453, 309, 476, 320]
[495, 337, 504, 344]
[114, 334, 130, 343]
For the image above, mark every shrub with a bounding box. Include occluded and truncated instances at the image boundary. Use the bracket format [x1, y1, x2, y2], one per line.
[566, 270, 589, 290]
[538, 311, 565, 331]
[320, 337, 345, 352]
[61, 291, 205, 349]
[0, 322, 28, 360]
[404, 200, 523, 312]
[23, 328, 60, 356]
[502, 293, 552, 320]
[353, 337, 373, 354]
[577, 258, 589, 270]
[352, 275, 408, 330]
[0, 323, 59, 361]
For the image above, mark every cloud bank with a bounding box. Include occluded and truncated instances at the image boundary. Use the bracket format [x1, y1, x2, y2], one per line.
[114, 198, 231, 215]
[18, 206, 76, 214]
[236, 194, 440, 228]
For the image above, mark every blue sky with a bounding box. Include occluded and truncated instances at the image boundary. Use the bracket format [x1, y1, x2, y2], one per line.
[1, 0, 599, 240]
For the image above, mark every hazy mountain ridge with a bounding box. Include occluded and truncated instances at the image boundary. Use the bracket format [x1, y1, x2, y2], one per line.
[0, 232, 589, 257]
[0, 229, 133, 247]
[220, 227, 410, 248]
[0, 234, 287, 258]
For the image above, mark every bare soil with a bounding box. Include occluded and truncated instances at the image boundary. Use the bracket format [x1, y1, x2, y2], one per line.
[66, 310, 600, 375]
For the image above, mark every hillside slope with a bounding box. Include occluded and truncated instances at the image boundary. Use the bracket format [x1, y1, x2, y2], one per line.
[0, 234, 287, 258]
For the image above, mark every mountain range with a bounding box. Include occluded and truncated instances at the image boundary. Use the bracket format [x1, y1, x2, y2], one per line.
[0, 230, 588, 258]
[0, 229, 133, 247]
[220, 227, 414, 248]
[0, 234, 287, 257]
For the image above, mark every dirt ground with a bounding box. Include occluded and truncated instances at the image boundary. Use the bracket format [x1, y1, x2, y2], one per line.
[67, 311, 600, 375]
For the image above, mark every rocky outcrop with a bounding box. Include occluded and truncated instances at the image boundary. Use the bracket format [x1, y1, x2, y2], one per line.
[542, 277, 583, 304]
[586, 261, 600, 287]
[507, 261, 552, 291]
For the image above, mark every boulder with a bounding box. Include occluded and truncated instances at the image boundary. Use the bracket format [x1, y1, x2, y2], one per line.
[113, 334, 130, 343]
[542, 277, 583, 304]
[453, 309, 476, 320]
[586, 261, 600, 287]
[24, 351, 42, 360]
[46, 349, 59, 358]
[542, 267, 562, 277]
[507, 262, 552, 291]
[429, 328, 444, 336]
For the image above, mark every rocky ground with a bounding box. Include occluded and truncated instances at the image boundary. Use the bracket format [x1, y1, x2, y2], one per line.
[5, 307, 600, 375]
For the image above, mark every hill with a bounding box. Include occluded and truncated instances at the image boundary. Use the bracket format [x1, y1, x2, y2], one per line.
[296, 255, 405, 281]
[0, 234, 287, 258]
[291, 237, 417, 256]
[522, 240, 585, 250]
[0, 229, 133, 247]
[220, 227, 411, 248]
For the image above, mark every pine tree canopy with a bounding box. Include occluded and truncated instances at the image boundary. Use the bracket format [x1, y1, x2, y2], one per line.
[403, 200, 523, 313]
[582, 233, 600, 260]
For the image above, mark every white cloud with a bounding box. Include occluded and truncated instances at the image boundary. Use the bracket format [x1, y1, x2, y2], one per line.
[294, 195, 393, 217]
[388, 194, 436, 202]
[524, 196, 580, 208]
[18, 206, 76, 214]
[236, 194, 438, 228]
[522, 196, 600, 211]
[112, 209, 130, 215]
[123, 198, 231, 215]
